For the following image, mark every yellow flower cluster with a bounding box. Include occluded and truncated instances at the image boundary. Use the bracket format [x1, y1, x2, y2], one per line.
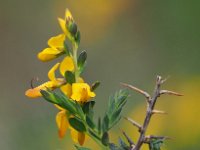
[25, 9, 95, 145]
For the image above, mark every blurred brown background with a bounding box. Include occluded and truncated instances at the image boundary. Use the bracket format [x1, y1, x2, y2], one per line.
[0, 0, 200, 149]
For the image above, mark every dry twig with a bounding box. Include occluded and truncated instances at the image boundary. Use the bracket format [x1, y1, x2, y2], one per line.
[122, 76, 182, 150]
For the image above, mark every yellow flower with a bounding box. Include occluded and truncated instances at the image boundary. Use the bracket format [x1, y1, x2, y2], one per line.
[55, 77, 94, 145]
[56, 109, 69, 138]
[55, 106, 86, 145]
[70, 127, 85, 146]
[38, 34, 65, 62]
[58, 9, 74, 36]
[60, 77, 84, 98]
[71, 83, 96, 103]
[26, 56, 75, 98]
[55, 103, 86, 145]
[25, 63, 65, 98]
[59, 56, 74, 76]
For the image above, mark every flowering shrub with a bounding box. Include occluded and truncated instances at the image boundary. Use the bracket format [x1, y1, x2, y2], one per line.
[25, 9, 182, 150]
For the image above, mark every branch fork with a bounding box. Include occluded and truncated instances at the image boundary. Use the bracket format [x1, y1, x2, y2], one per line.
[121, 76, 182, 150]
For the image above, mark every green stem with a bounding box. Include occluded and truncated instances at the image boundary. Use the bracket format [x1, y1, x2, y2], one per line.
[71, 42, 109, 149]
[81, 118, 109, 150]
[72, 44, 79, 82]
[86, 130, 109, 150]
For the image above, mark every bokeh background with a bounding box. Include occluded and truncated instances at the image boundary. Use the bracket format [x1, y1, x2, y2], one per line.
[1, 0, 200, 149]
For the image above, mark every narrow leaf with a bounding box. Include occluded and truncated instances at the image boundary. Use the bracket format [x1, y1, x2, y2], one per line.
[82, 101, 95, 115]
[101, 132, 109, 146]
[55, 92, 77, 115]
[74, 101, 85, 119]
[149, 139, 164, 150]
[69, 117, 86, 132]
[65, 71, 75, 84]
[109, 116, 121, 130]
[102, 115, 109, 132]
[110, 108, 122, 125]
[78, 50, 87, 69]
[118, 138, 129, 150]
[68, 22, 78, 36]
[40, 90, 58, 104]
[86, 115, 95, 129]
[75, 30, 81, 45]
[109, 143, 121, 150]
[88, 129, 101, 141]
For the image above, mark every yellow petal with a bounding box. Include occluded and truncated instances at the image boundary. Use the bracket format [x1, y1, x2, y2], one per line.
[59, 56, 74, 76]
[25, 88, 42, 98]
[56, 110, 69, 138]
[71, 83, 96, 102]
[78, 77, 84, 83]
[48, 63, 60, 81]
[65, 9, 74, 21]
[25, 81, 55, 98]
[60, 83, 72, 97]
[58, 18, 67, 34]
[70, 128, 85, 145]
[78, 132, 85, 146]
[48, 34, 65, 49]
[87, 89, 96, 98]
[37, 48, 61, 62]
[70, 128, 78, 143]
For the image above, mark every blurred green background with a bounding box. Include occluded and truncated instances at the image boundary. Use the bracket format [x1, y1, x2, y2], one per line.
[1, 0, 200, 149]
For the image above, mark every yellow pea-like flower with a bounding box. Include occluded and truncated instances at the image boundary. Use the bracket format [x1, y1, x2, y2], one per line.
[25, 63, 65, 98]
[38, 34, 65, 62]
[58, 9, 74, 36]
[70, 127, 85, 146]
[71, 83, 96, 103]
[56, 110, 69, 138]
[26, 8, 97, 147]
[59, 56, 75, 76]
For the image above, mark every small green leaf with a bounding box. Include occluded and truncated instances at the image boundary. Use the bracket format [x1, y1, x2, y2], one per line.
[82, 101, 95, 115]
[78, 51, 87, 69]
[75, 30, 81, 45]
[110, 108, 122, 127]
[102, 115, 109, 132]
[74, 101, 85, 119]
[40, 90, 58, 104]
[65, 71, 75, 84]
[106, 89, 129, 130]
[79, 63, 86, 74]
[55, 93, 77, 115]
[69, 117, 86, 132]
[118, 138, 129, 150]
[74, 145, 91, 150]
[91, 81, 100, 91]
[68, 22, 78, 36]
[109, 116, 121, 130]
[41, 90, 81, 116]
[116, 90, 129, 109]
[88, 129, 101, 141]
[86, 115, 95, 129]
[107, 95, 115, 115]
[149, 139, 164, 150]
[109, 143, 122, 150]
[101, 132, 109, 146]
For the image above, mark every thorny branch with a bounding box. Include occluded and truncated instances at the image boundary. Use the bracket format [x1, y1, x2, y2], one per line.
[121, 129, 135, 148]
[121, 76, 182, 150]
